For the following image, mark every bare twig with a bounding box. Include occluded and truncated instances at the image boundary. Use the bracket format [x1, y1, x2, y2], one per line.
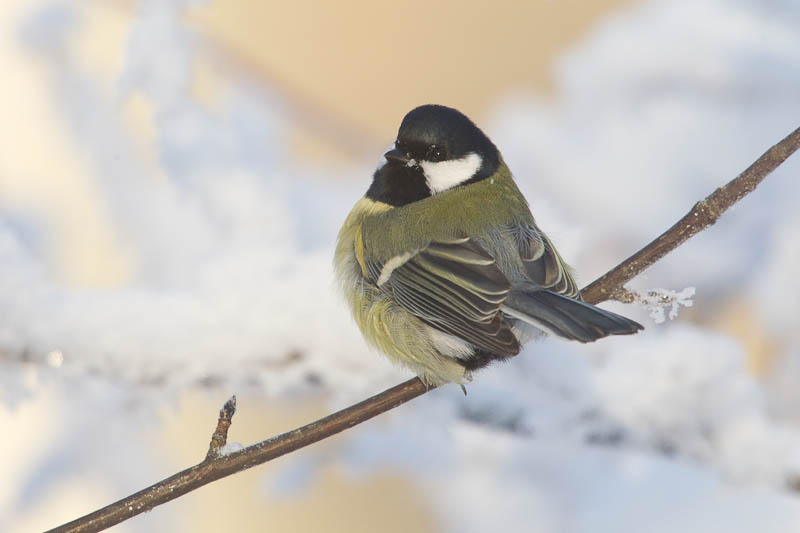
[205, 395, 237, 460]
[581, 124, 800, 304]
[47, 125, 800, 533]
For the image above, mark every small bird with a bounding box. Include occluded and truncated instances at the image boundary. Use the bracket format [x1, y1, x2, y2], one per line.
[335, 104, 642, 386]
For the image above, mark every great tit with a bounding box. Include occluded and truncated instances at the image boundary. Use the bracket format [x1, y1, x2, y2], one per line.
[335, 104, 642, 386]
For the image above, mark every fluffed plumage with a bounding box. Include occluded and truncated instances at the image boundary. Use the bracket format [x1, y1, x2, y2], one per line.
[335, 105, 642, 385]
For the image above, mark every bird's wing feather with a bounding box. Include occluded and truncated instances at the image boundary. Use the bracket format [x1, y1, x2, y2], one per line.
[368, 237, 521, 357]
[513, 223, 580, 299]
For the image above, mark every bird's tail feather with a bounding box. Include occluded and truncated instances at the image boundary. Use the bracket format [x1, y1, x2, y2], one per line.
[501, 290, 643, 343]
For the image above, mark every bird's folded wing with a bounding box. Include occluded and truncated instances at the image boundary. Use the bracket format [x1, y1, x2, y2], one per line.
[515, 223, 580, 299]
[366, 237, 520, 357]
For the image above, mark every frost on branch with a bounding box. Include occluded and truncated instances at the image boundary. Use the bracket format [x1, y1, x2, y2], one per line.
[630, 287, 696, 324]
[219, 442, 244, 456]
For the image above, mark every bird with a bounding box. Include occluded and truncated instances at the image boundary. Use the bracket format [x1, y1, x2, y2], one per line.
[334, 104, 642, 386]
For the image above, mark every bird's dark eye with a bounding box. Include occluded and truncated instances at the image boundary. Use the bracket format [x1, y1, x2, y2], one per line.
[427, 145, 446, 162]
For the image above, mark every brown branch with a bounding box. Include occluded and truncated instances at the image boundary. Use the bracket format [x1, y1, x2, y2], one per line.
[46, 379, 433, 533]
[581, 124, 800, 304]
[47, 125, 800, 533]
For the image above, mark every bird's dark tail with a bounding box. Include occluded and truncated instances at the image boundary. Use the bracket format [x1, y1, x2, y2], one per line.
[501, 290, 643, 343]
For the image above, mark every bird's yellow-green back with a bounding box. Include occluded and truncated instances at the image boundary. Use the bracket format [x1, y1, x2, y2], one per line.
[360, 162, 533, 261]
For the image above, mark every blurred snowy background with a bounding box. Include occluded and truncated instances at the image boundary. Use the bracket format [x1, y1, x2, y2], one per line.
[2, 0, 800, 531]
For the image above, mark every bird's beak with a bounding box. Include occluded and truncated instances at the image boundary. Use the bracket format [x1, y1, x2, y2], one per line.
[384, 147, 411, 165]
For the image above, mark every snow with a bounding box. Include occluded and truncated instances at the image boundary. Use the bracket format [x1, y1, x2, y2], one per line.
[218, 442, 244, 456]
[3, 0, 800, 531]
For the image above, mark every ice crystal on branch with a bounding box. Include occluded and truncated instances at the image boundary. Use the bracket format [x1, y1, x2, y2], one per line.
[632, 287, 696, 324]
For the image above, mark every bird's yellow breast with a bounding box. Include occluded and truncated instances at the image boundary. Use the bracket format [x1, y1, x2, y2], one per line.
[334, 196, 393, 287]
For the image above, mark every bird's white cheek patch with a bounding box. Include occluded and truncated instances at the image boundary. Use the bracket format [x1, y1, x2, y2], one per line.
[420, 152, 483, 194]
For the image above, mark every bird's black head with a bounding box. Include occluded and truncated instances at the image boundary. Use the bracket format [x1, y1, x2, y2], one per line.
[366, 105, 501, 206]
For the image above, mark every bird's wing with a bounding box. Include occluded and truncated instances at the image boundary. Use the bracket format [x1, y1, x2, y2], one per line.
[512, 223, 580, 299]
[365, 237, 521, 357]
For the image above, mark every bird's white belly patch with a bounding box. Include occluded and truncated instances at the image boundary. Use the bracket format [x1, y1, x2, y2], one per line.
[420, 152, 483, 193]
[427, 327, 474, 359]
